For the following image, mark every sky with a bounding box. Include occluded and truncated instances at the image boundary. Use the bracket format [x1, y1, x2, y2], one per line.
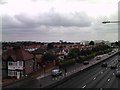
[0, 0, 119, 42]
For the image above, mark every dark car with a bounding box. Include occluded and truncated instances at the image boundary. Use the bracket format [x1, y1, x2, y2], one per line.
[108, 52, 111, 55]
[83, 61, 89, 65]
[101, 62, 107, 67]
[118, 59, 120, 62]
[116, 71, 120, 78]
[110, 65, 117, 69]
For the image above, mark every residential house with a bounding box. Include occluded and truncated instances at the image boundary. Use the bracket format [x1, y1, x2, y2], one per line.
[2, 46, 34, 79]
[31, 48, 45, 69]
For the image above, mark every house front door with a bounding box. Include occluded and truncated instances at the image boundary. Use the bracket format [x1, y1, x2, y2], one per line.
[17, 71, 20, 79]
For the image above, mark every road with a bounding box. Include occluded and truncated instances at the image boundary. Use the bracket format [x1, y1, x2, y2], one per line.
[52, 55, 120, 89]
[3, 51, 118, 89]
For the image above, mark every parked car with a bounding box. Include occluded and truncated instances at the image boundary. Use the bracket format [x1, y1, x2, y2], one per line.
[101, 62, 107, 67]
[111, 51, 114, 53]
[110, 65, 117, 69]
[83, 61, 89, 65]
[96, 56, 101, 60]
[115, 71, 120, 78]
[51, 69, 62, 77]
[108, 52, 111, 55]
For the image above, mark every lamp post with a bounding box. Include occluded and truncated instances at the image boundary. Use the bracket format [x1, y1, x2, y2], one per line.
[102, 21, 120, 24]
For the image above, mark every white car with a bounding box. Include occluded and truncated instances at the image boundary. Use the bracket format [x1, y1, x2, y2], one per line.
[51, 69, 62, 77]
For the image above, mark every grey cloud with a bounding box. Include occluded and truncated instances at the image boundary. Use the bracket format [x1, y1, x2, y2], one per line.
[0, 0, 7, 5]
[2, 11, 92, 30]
[2, 15, 24, 29]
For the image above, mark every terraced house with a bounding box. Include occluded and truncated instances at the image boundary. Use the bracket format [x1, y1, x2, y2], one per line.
[2, 46, 35, 79]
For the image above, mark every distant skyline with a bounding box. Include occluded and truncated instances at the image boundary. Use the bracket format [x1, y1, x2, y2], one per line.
[1, 0, 119, 42]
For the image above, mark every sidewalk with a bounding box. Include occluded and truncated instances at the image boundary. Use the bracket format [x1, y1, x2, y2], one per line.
[2, 63, 55, 87]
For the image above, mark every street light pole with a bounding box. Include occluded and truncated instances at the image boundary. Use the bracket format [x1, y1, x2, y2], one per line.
[102, 21, 120, 23]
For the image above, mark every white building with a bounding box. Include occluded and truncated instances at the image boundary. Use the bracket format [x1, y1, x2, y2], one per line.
[80, 41, 89, 45]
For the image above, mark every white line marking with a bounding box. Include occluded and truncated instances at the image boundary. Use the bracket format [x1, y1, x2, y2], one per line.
[101, 72, 103, 74]
[113, 73, 115, 75]
[82, 85, 86, 88]
[100, 88, 103, 90]
[93, 77, 96, 80]
[108, 79, 110, 82]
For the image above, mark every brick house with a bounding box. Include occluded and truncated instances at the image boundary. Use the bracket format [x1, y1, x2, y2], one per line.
[2, 46, 35, 79]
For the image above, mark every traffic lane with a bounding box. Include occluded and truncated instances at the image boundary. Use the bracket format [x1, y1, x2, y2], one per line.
[86, 69, 115, 88]
[82, 57, 119, 88]
[109, 62, 120, 88]
[82, 56, 119, 88]
[54, 55, 118, 88]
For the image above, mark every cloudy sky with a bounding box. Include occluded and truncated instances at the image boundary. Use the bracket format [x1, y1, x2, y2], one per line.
[0, 0, 119, 42]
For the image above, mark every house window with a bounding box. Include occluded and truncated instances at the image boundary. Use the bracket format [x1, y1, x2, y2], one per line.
[19, 61, 23, 66]
[8, 70, 14, 76]
[8, 62, 13, 66]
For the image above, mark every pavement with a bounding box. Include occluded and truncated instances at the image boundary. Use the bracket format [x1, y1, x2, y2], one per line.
[3, 50, 118, 88]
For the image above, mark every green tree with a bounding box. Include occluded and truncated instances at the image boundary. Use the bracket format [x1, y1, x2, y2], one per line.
[89, 41, 95, 46]
[47, 43, 54, 50]
[68, 48, 80, 58]
[42, 53, 55, 63]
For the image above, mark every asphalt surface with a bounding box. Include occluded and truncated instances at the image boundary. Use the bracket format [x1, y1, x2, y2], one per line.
[52, 55, 120, 89]
[3, 50, 118, 89]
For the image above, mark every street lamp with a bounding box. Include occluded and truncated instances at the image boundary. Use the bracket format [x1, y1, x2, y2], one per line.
[102, 21, 120, 24]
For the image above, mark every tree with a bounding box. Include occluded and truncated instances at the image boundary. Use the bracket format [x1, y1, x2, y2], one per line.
[89, 41, 95, 46]
[42, 53, 55, 63]
[47, 43, 54, 50]
[68, 48, 80, 58]
[115, 41, 119, 46]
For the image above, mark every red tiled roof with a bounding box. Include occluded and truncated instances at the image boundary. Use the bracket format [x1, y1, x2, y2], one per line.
[2, 48, 33, 61]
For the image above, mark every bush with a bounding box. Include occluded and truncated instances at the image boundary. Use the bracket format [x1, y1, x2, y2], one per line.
[59, 59, 76, 67]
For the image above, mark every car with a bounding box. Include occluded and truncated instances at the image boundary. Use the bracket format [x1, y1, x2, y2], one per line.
[111, 51, 114, 53]
[96, 56, 101, 60]
[118, 59, 120, 62]
[51, 69, 62, 77]
[108, 52, 111, 55]
[83, 61, 89, 65]
[101, 62, 107, 67]
[110, 65, 117, 69]
[115, 71, 120, 77]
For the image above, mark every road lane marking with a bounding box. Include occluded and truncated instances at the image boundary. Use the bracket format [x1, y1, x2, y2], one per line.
[93, 77, 96, 80]
[108, 79, 110, 82]
[101, 72, 103, 74]
[113, 73, 115, 75]
[82, 85, 86, 88]
[100, 88, 103, 90]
